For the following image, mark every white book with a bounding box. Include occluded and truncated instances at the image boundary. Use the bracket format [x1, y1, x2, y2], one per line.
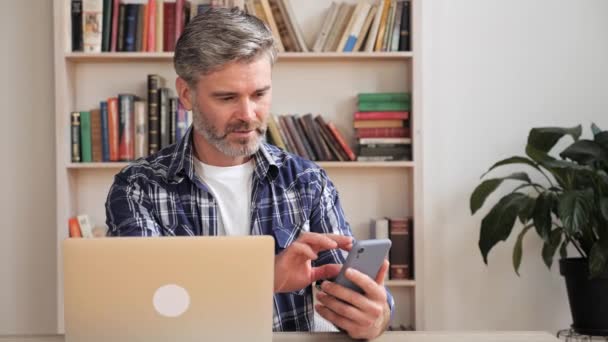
[353, 4, 378, 52]
[312, 2, 339, 52]
[156, 0, 164, 52]
[365, 0, 385, 52]
[323, 3, 353, 52]
[134, 101, 148, 159]
[280, 0, 309, 52]
[359, 137, 411, 145]
[390, 0, 404, 51]
[343, 3, 371, 52]
[372, 218, 390, 281]
[82, 0, 103, 52]
[335, 2, 363, 52]
[77, 215, 94, 238]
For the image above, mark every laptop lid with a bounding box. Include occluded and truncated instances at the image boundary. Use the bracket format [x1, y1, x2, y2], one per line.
[63, 236, 274, 342]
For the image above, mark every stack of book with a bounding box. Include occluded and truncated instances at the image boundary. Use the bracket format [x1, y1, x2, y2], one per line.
[372, 216, 414, 280]
[266, 114, 356, 162]
[355, 92, 411, 161]
[312, 0, 411, 53]
[70, 74, 192, 163]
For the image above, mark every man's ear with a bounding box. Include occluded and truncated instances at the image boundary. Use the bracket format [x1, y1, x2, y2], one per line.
[176, 77, 193, 110]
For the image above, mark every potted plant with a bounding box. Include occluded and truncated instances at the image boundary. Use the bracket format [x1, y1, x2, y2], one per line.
[470, 124, 608, 336]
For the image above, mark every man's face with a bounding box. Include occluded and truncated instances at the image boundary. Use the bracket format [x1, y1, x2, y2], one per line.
[190, 57, 272, 157]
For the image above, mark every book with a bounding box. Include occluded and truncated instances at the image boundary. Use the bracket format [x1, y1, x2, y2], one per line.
[134, 100, 148, 159]
[100, 101, 110, 161]
[388, 217, 413, 279]
[327, 121, 356, 161]
[359, 137, 411, 145]
[365, 0, 386, 52]
[315, 118, 346, 161]
[163, 1, 176, 51]
[268, 0, 298, 52]
[343, 3, 372, 52]
[280, 0, 309, 52]
[358, 92, 411, 103]
[358, 101, 410, 112]
[323, 3, 353, 52]
[399, 0, 411, 51]
[353, 4, 378, 52]
[110, 0, 120, 51]
[336, 2, 363, 52]
[147, 0, 156, 51]
[90, 108, 103, 162]
[354, 111, 409, 120]
[156, 0, 164, 52]
[124, 3, 139, 51]
[147, 74, 164, 155]
[390, 0, 404, 52]
[101, 0, 113, 51]
[169, 98, 178, 144]
[266, 114, 286, 150]
[312, 2, 339, 53]
[356, 127, 410, 138]
[159, 88, 170, 148]
[71, 112, 81, 162]
[80, 111, 92, 162]
[118, 94, 136, 161]
[77, 214, 94, 238]
[71, 0, 84, 51]
[374, 0, 391, 52]
[82, 0, 104, 52]
[354, 120, 405, 129]
[68, 217, 82, 238]
[107, 97, 120, 161]
[372, 218, 390, 281]
[117, 3, 126, 51]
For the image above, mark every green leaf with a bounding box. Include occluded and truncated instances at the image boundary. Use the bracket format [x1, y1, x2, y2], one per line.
[513, 225, 533, 276]
[518, 196, 536, 224]
[559, 240, 569, 259]
[601, 198, 608, 222]
[558, 190, 593, 236]
[560, 140, 608, 165]
[527, 126, 582, 153]
[542, 228, 562, 269]
[481, 156, 542, 179]
[591, 123, 602, 136]
[533, 191, 557, 241]
[589, 238, 608, 278]
[470, 172, 532, 215]
[595, 131, 608, 150]
[479, 192, 530, 264]
[525, 144, 568, 188]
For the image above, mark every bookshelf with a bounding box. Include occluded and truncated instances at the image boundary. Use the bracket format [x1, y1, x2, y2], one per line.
[53, 0, 423, 333]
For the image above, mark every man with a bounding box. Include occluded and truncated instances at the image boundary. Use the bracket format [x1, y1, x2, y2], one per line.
[105, 7, 393, 339]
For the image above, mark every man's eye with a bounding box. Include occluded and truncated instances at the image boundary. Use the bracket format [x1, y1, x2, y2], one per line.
[255, 92, 266, 98]
[220, 97, 235, 102]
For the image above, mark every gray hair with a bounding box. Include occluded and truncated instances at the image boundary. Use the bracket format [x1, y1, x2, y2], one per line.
[174, 7, 278, 87]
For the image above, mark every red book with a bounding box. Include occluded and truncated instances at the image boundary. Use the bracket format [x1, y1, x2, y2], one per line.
[110, 0, 120, 51]
[354, 111, 409, 120]
[327, 122, 356, 161]
[356, 127, 411, 139]
[142, 4, 149, 51]
[163, 2, 176, 51]
[107, 97, 120, 161]
[147, 0, 156, 52]
[175, 0, 184, 43]
[68, 217, 82, 238]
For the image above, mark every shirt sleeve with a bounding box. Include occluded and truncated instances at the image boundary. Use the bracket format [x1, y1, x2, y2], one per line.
[105, 172, 162, 236]
[309, 169, 395, 317]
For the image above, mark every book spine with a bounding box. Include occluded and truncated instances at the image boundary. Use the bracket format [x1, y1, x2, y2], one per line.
[90, 109, 103, 162]
[68, 217, 82, 238]
[117, 3, 125, 51]
[71, 0, 83, 51]
[80, 111, 92, 162]
[277, 115, 298, 155]
[147, 0, 156, 51]
[303, 114, 332, 161]
[169, 98, 178, 145]
[142, 4, 149, 51]
[135, 4, 144, 51]
[100, 102, 110, 162]
[71, 112, 81, 162]
[280, 115, 307, 158]
[118, 94, 135, 161]
[315, 115, 349, 161]
[356, 127, 411, 139]
[358, 101, 410, 112]
[399, 0, 410, 51]
[358, 92, 410, 103]
[147, 74, 161, 155]
[266, 114, 286, 150]
[82, 0, 104, 52]
[390, 1, 403, 52]
[354, 111, 409, 120]
[107, 97, 120, 161]
[134, 100, 148, 159]
[110, 0, 120, 51]
[389, 217, 413, 279]
[297, 116, 322, 160]
[156, 0, 164, 52]
[315, 119, 343, 161]
[373, 218, 390, 281]
[101, 0, 113, 51]
[163, 2, 176, 51]
[124, 4, 138, 52]
[175, 0, 185, 43]
[291, 116, 317, 160]
[159, 88, 170, 148]
[327, 122, 356, 161]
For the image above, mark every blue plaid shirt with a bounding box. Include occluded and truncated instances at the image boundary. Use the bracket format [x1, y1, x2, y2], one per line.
[105, 126, 394, 331]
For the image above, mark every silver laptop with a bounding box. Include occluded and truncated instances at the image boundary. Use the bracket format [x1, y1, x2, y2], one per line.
[63, 236, 274, 342]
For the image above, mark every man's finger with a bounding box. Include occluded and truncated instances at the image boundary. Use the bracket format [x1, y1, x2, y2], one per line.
[289, 241, 317, 260]
[310, 264, 341, 283]
[315, 304, 359, 335]
[345, 268, 386, 302]
[375, 259, 390, 285]
[316, 292, 372, 327]
[320, 280, 375, 313]
[298, 232, 352, 252]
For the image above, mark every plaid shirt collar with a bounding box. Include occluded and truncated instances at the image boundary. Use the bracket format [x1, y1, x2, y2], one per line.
[166, 126, 280, 184]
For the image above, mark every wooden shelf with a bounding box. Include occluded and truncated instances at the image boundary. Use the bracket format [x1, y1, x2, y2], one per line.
[64, 51, 413, 62]
[66, 161, 415, 170]
[385, 280, 416, 287]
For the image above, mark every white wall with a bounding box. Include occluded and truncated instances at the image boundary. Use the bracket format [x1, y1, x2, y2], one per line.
[0, 0, 57, 334]
[422, 0, 608, 333]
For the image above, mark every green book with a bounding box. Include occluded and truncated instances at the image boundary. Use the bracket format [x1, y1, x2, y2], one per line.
[358, 92, 411, 103]
[80, 111, 92, 162]
[358, 101, 410, 112]
[102, 0, 113, 51]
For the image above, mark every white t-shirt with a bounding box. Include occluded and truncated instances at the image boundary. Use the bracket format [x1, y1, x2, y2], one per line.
[193, 157, 254, 236]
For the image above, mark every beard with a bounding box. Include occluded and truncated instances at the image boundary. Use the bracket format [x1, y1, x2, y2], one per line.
[191, 102, 267, 158]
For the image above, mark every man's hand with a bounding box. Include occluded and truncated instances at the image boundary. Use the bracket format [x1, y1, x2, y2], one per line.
[315, 259, 391, 340]
[274, 232, 352, 293]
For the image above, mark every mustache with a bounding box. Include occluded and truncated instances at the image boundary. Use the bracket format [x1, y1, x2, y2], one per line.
[223, 120, 266, 135]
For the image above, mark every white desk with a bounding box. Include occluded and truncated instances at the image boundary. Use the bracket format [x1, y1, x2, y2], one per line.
[0, 331, 559, 341]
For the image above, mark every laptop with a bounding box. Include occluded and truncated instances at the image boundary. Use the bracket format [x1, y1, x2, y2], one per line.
[63, 236, 274, 342]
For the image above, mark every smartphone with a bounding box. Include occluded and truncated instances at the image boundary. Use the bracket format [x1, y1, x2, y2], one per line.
[331, 239, 391, 294]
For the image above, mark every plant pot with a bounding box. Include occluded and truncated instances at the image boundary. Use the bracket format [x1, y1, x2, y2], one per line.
[559, 258, 608, 336]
